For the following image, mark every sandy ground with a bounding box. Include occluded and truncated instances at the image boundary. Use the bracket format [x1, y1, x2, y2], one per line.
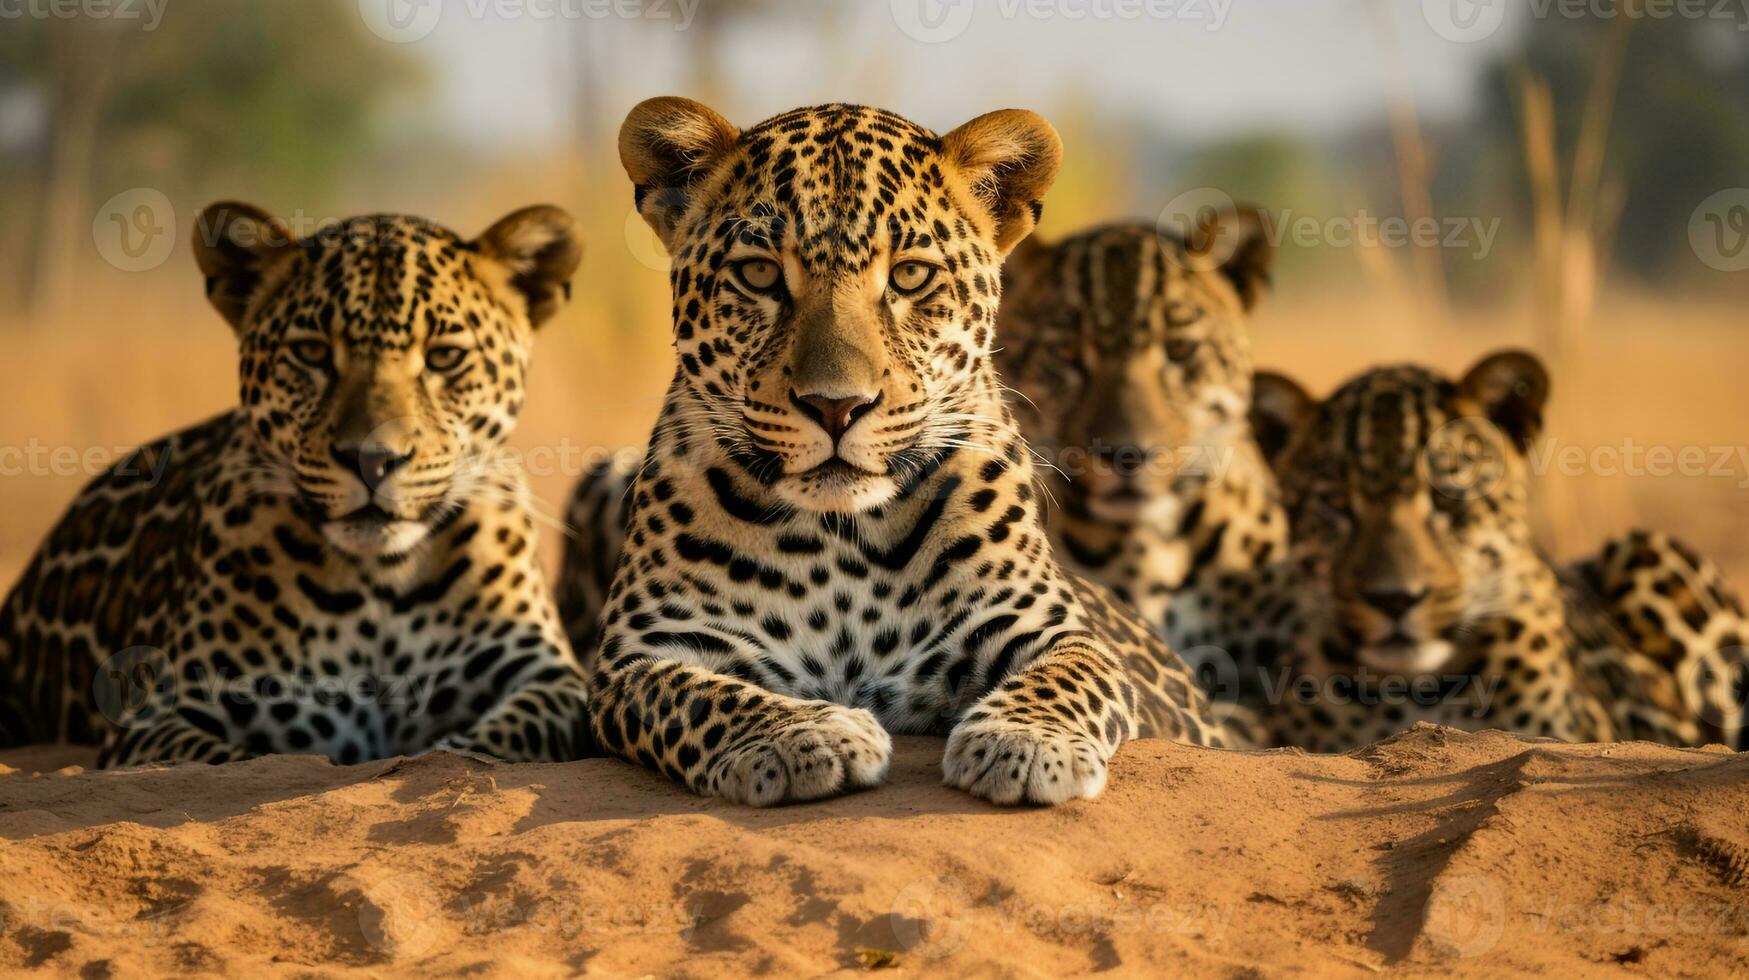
[2, 726, 1747, 977]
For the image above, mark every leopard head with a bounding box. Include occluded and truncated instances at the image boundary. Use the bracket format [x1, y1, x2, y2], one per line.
[1253, 350, 1552, 674]
[997, 214, 1273, 526]
[620, 98, 1060, 512]
[193, 203, 581, 559]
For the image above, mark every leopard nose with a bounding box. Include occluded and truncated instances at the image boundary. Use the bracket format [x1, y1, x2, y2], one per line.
[332, 445, 413, 491]
[1088, 442, 1153, 477]
[1360, 588, 1428, 621]
[790, 390, 880, 443]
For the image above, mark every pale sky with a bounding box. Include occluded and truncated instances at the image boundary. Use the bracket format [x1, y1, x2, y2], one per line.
[398, 0, 1527, 150]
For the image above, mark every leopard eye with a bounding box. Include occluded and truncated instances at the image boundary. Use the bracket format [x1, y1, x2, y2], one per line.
[290, 339, 330, 367]
[889, 260, 937, 296]
[732, 259, 782, 294]
[425, 346, 467, 373]
[1166, 338, 1203, 361]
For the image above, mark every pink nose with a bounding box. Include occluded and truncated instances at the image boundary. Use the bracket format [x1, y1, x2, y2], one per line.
[791, 390, 880, 442]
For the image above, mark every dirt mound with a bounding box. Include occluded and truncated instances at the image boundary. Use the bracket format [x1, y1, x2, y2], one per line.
[2, 727, 1746, 976]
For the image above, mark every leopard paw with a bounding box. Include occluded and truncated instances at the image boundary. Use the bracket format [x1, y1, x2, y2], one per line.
[942, 719, 1108, 805]
[706, 703, 892, 806]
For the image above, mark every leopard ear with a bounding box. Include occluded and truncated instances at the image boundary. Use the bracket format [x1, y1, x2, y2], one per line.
[1460, 349, 1549, 451]
[618, 97, 740, 252]
[1250, 370, 1316, 470]
[941, 109, 1062, 255]
[192, 202, 299, 331]
[1187, 206, 1274, 312]
[473, 205, 582, 329]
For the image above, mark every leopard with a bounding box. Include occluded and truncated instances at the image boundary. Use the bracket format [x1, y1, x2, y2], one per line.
[0, 203, 595, 767]
[556, 449, 640, 656]
[559, 215, 1291, 718]
[994, 216, 1291, 712]
[560, 97, 1242, 808]
[1239, 349, 1748, 751]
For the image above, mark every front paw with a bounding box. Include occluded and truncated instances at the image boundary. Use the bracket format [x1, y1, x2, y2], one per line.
[705, 704, 892, 807]
[943, 718, 1109, 805]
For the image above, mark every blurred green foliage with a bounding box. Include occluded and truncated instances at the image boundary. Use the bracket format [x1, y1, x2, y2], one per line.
[1465, 15, 1749, 288]
[0, 0, 423, 312]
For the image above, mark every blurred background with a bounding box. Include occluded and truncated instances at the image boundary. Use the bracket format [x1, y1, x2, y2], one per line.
[2, 0, 1747, 585]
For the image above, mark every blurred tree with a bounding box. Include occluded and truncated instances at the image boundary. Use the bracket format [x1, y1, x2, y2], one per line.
[1473, 15, 1749, 286]
[684, 0, 782, 112]
[0, 1, 423, 317]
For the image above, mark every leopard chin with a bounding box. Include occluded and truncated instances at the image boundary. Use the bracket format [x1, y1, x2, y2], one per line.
[322, 505, 432, 560]
[775, 460, 899, 513]
[1084, 491, 1182, 531]
[1356, 638, 1457, 677]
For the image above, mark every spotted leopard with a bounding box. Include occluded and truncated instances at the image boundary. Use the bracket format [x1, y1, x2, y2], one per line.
[1242, 350, 1748, 750]
[995, 216, 1289, 709]
[559, 98, 1240, 808]
[0, 204, 593, 766]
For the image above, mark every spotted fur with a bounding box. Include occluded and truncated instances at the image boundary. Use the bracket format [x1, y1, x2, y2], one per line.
[555, 450, 640, 655]
[1243, 351, 1748, 750]
[559, 99, 1239, 808]
[995, 218, 1288, 710]
[0, 205, 593, 766]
